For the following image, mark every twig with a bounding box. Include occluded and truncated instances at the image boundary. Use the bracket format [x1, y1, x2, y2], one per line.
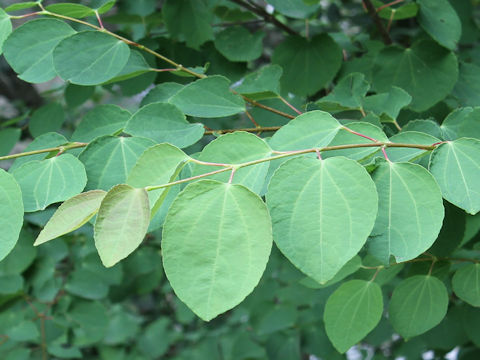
[362, 0, 393, 45]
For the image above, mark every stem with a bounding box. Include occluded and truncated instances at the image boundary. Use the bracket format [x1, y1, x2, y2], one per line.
[242, 96, 295, 119]
[370, 267, 383, 282]
[381, 147, 390, 161]
[392, 120, 402, 131]
[377, 0, 405, 12]
[0, 142, 87, 162]
[204, 126, 281, 135]
[362, 0, 393, 45]
[94, 10, 104, 29]
[342, 126, 379, 142]
[278, 95, 302, 115]
[228, 168, 236, 184]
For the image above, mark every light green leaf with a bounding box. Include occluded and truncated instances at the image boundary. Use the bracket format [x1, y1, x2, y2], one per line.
[34, 190, 107, 246]
[417, 0, 461, 50]
[300, 255, 362, 289]
[389, 275, 448, 337]
[429, 138, 480, 214]
[3, 19, 76, 83]
[0, 8, 12, 55]
[29, 102, 65, 138]
[53, 31, 130, 85]
[4, 2, 39, 12]
[124, 102, 204, 148]
[71, 104, 130, 142]
[323, 122, 388, 161]
[376, 1, 418, 20]
[324, 280, 383, 353]
[272, 35, 342, 96]
[266, 157, 378, 283]
[441, 107, 480, 140]
[12, 154, 87, 212]
[192, 132, 272, 194]
[45, 3, 95, 18]
[97, 0, 116, 14]
[316, 73, 370, 112]
[78, 136, 155, 191]
[386, 131, 439, 162]
[140, 82, 183, 106]
[169, 75, 245, 118]
[103, 50, 152, 84]
[0, 128, 21, 156]
[94, 184, 150, 267]
[9, 132, 68, 172]
[363, 87, 412, 122]
[372, 40, 458, 111]
[0, 170, 23, 262]
[267, 0, 319, 19]
[214, 26, 264, 62]
[368, 160, 444, 263]
[162, 180, 272, 321]
[234, 65, 282, 100]
[163, 0, 213, 49]
[452, 263, 480, 306]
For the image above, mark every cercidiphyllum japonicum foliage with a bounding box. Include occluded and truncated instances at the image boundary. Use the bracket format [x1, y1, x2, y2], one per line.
[1, 0, 480, 359]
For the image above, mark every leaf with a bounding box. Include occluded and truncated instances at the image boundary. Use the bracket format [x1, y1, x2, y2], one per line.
[300, 255, 362, 289]
[0, 128, 21, 156]
[386, 131, 439, 163]
[462, 306, 480, 347]
[266, 156, 378, 283]
[29, 102, 65, 138]
[0, 169, 23, 262]
[363, 87, 412, 122]
[103, 50, 152, 83]
[169, 75, 245, 118]
[9, 132, 68, 172]
[368, 160, 444, 263]
[65, 84, 95, 108]
[162, 180, 272, 321]
[12, 154, 87, 212]
[124, 102, 204, 148]
[417, 0, 461, 50]
[441, 107, 480, 140]
[272, 35, 342, 96]
[402, 119, 444, 139]
[389, 275, 448, 338]
[65, 268, 109, 299]
[34, 190, 107, 246]
[140, 82, 183, 106]
[376, 1, 418, 20]
[162, 0, 213, 49]
[94, 184, 150, 267]
[3, 19, 76, 83]
[316, 73, 370, 112]
[78, 136, 155, 191]
[69, 301, 109, 346]
[452, 264, 480, 306]
[53, 31, 130, 85]
[267, 0, 319, 19]
[214, 26, 264, 62]
[45, 3, 95, 18]
[324, 280, 383, 353]
[323, 122, 388, 161]
[192, 132, 272, 194]
[429, 138, 480, 214]
[0, 8, 11, 55]
[372, 40, 458, 111]
[233, 65, 282, 100]
[4, 2, 39, 12]
[452, 63, 480, 107]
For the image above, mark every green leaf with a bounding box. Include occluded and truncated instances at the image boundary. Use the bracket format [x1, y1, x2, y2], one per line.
[272, 35, 342, 96]
[162, 180, 272, 321]
[386, 131, 439, 163]
[140, 82, 183, 106]
[138, 318, 173, 358]
[65, 268, 109, 299]
[4, 2, 39, 12]
[9, 132, 68, 172]
[45, 3, 95, 18]
[95, 184, 150, 267]
[417, 0, 461, 50]
[53, 31, 130, 85]
[267, 0, 319, 19]
[0, 274, 23, 294]
[324, 280, 383, 353]
[323, 122, 388, 161]
[316, 73, 370, 112]
[453, 63, 480, 107]
[441, 107, 480, 140]
[372, 40, 458, 111]
[3, 19, 76, 83]
[65, 84, 95, 108]
[368, 160, 444, 263]
[6, 321, 39, 341]
[78, 136, 155, 191]
[34, 190, 107, 246]
[0, 128, 21, 156]
[389, 275, 448, 337]
[70, 301, 109, 346]
[462, 306, 480, 346]
[162, 0, 213, 49]
[266, 157, 378, 283]
[214, 26, 264, 62]
[233, 65, 282, 100]
[192, 132, 272, 194]
[103, 50, 152, 84]
[29, 102, 65, 138]
[124, 102, 204, 148]
[452, 263, 480, 306]
[0, 8, 12, 55]
[402, 119, 444, 139]
[71, 104, 130, 142]
[12, 154, 87, 212]
[429, 138, 480, 214]
[363, 87, 412, 122]
[0, 170, 23, 262]
[376, 1, 418, 20]
[169, 75, 245, 118]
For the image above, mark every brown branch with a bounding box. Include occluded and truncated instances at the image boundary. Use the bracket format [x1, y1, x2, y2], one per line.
[362, 0, 393, 45]
[205, 126, 281, 135]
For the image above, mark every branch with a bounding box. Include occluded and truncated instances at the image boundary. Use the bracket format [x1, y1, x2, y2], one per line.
[227, 0, 300, 36]
[362, 0, 393, 45]
[0, 142, 87, 162]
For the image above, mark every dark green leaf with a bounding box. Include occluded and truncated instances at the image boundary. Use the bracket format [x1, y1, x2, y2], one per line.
[267, 0, 319, 19]
[140, 82, 183, 106]
[452, 264, 480, 306]
[363, 87, 412, 122]
[0, 128, 21, 156]
[65, 84, 95, 108]
[29, 102, 65, 138]
[233, 65, 282, 100]
[453, 63, 480, 107]
[441, 107, 480, 140]
[214, 26, 264, 62]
